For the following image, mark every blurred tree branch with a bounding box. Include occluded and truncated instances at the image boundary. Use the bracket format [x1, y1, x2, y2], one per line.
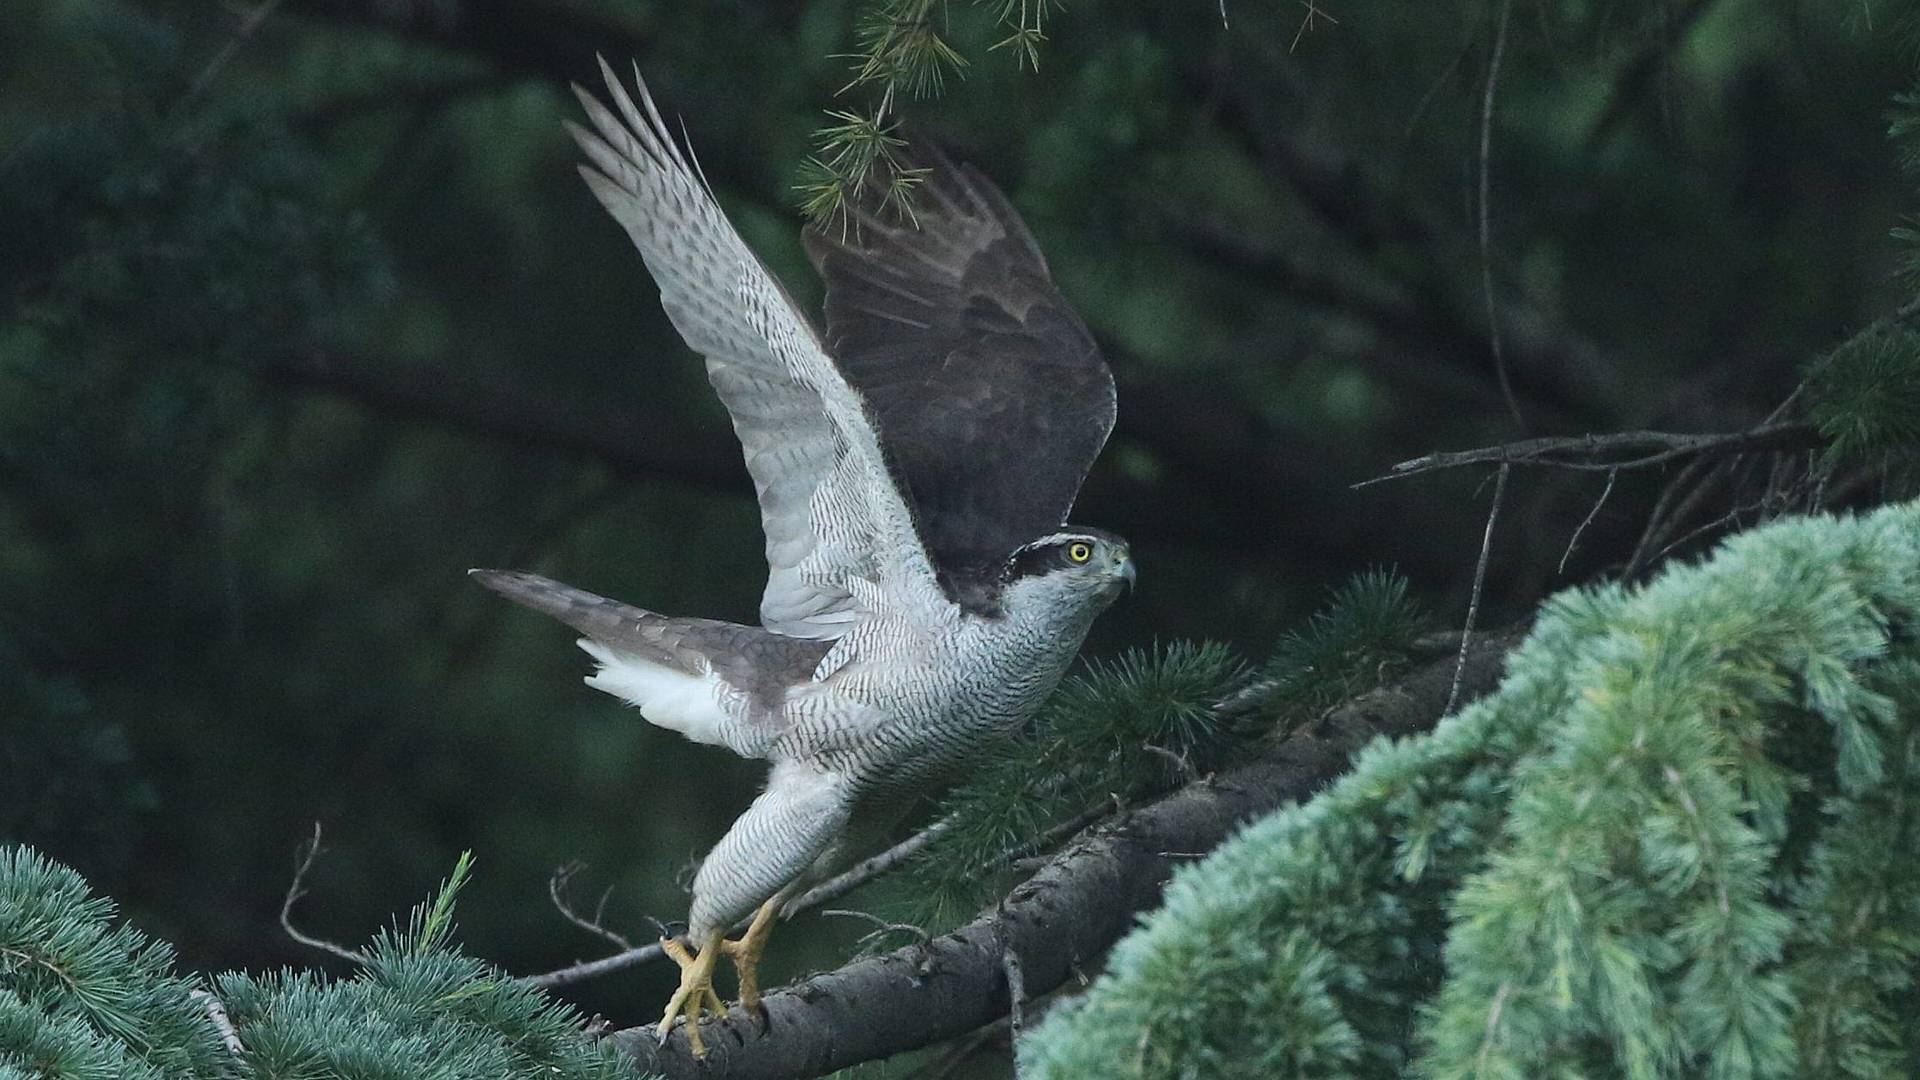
[614, 629, 1520, 1079]
[290, 0, 1652, 443]
[264, 0, 1681, 598]
[262, 351, 744, 491]
[1206, 77, 1635, 428]
[1583, 0, 1725, 152]
[284, 0, 654, 85]
[259, 350, 1487, 576]
[1162, 216, 1603, 432]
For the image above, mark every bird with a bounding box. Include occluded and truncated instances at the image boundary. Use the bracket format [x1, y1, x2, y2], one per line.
[471, 59, 1132, 1057]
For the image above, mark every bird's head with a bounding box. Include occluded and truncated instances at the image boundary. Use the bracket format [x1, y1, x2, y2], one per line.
[995, 527, 1135, 625]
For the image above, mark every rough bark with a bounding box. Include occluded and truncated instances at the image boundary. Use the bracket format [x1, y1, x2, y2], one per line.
[613, 632, 1520, 1079]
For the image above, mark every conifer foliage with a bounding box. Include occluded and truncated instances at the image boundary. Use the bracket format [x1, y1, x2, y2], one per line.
[0, 847, 231, 1078]
[0, 847, 646, 1079]
[1020, 500, 1920, 1078]
[7, 5, 1920, 1077]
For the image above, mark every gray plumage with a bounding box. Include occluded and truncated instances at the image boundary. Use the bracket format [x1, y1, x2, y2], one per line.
[470, 570, 829, 734]
[474, 60, 1133, 945]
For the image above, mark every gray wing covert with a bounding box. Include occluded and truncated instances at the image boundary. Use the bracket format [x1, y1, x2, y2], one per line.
[567, 61, 952, 640]
[804, 144, 1117, 579]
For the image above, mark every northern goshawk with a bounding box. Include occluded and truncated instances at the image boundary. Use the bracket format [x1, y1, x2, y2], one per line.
[473, 60, 1131, 1056]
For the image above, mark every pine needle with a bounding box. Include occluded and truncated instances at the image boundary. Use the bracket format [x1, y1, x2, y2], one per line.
[797, 0, 1063, 224]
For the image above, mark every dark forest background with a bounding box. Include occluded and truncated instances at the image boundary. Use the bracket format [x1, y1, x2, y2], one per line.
[2, 0, 1913, 1034]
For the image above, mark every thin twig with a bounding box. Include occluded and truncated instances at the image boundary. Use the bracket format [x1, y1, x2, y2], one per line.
[279, 823, 368, 964]
[1143, 743, 1200, 783]
[1290, 1, 1338, 52]
[1402, 33, 1473, 143]
[0, 945, 80, 994]
[520, 797, 1124, 989]
[909, 1021, 1006, 1080]
[1000, 947, 1026, 1042]
[521, 819, 954, 987]
[190, 989, 245, 1056]
[183, 0, 284, 107]
[522, 941, 666, 988]
[1446, 463, 1509, 715]
[1629, 456, 1739, 577]
[1647, 498, 1760, 567]
[1479, 0, 1522, 431]
[1475, 980, 1514, 1071]
[820, 908, 933, 951]
[1626, 451, 1718, 576]
[1623, 294, 1920, 575]
[1211, 674, 1286, 719]
[1357, 423, 1822, 487]
[1582, 0, 1723, 152]
[1006, 800, 1123, 874]
[549, 863, 634, 951]
[1559, 467, 1617, 575]
[788, 817, 951, 913]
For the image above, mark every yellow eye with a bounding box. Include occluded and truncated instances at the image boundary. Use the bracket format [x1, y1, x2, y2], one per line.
[1067, 542, 1093, 564]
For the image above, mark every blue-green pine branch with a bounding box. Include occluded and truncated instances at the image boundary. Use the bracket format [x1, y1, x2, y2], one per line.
[1022, 499, 1920, 1079]
[0, 847, 649, 1079]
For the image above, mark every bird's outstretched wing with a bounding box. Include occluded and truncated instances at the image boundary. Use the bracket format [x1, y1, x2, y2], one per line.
[568, 61, 951, 640]
[804, 144, 1116, 579]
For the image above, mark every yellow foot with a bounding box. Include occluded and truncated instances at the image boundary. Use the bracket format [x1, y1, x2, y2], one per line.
[658, 899, 788, 1054]
[657, 932, 726, 1057]
[721, 896, 784, 1020]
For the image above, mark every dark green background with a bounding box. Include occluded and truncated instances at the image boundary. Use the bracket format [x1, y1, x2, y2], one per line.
[1, 0, 1909, 1029]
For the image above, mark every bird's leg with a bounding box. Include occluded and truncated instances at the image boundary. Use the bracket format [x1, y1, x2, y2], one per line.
[657, 930, 726, 1057]
[721, 895, 784, 1020]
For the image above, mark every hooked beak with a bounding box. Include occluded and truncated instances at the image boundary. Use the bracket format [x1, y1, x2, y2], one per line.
[1119, 554, 1137, 593]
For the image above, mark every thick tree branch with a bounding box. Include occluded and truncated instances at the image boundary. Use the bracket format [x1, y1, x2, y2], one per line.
[614, 632, 1521, 1079]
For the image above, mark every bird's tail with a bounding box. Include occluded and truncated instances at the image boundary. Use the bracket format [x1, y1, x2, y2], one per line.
[469, 569, 681, 662]
[469, 568, 734, 747]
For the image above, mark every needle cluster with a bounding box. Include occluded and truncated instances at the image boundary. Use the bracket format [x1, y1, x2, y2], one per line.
[892, 570, 1429, 930]
[796, 0, 1060, 226]
[0, 849, 644, 1079]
